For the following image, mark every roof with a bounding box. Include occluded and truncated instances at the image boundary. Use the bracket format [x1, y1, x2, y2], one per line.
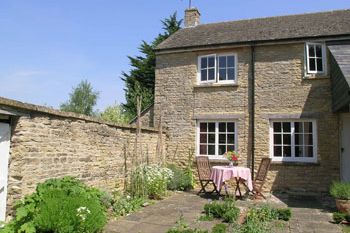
[156, 9, 350, 51]
[328, 44, 350, 85]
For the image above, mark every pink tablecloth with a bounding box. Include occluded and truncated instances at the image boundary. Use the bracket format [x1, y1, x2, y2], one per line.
[210, 166, 253, 191]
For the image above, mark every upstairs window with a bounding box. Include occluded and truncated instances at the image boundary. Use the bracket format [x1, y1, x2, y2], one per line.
[306, 43, 326, 74]
[198, 54, 237, 84]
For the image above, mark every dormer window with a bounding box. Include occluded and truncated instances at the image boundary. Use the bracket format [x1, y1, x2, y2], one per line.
[306, 43, 326, 74]
[198, 54, 237, 84]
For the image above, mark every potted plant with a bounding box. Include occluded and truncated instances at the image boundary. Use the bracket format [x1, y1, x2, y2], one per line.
[330, 181, 350, 215]
[224, 151, 239, 167]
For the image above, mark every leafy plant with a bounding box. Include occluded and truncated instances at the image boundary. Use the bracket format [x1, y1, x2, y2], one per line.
[0, 177, 107, 233]
[167, 164, 193, 191]
[330, 182, 350, 200]
[166, 215, 208, 233]
[275, 208, 291, 221]
[130, 165, 173, 199]
[211, 223, 227, 233]
[203, 198, 239, 223]
[112, 192, 145, 217]
[333, 212, 347, 223]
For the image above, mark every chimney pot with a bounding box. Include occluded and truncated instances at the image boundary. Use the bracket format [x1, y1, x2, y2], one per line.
[184, 8, 200, 28]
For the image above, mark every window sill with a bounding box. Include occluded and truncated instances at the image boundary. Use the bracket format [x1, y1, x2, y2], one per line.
[271, 161, 320, 166]
[194, 83, 238, 88]
[303, 74, 329, 80]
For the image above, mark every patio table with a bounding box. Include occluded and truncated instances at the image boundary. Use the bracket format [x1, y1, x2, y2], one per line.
[210, 166, 253, 197]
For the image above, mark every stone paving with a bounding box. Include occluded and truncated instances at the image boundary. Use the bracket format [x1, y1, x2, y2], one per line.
[104, 191, 342, 233]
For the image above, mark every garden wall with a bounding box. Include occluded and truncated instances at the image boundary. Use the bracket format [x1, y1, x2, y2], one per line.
[0, 97, 166, 215]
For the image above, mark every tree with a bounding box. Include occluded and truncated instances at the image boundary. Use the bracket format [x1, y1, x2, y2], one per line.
[60, 80, 99, 116]
[122, 13, 182, 118]
[99, 103, 130, 124]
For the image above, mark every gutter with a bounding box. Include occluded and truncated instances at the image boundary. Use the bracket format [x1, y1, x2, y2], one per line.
[249, 45, 256, 180]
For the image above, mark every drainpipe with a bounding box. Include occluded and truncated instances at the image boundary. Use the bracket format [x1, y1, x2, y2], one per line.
[249, 45, 256, 180]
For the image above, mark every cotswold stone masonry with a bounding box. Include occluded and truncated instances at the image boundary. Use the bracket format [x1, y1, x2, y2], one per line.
[154, 43, 340, 192]
[0, 97, 165, 215]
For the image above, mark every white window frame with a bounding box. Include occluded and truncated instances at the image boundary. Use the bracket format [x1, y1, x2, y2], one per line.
[305, 42, 327, 75]
[196, 120, 238, 160]
[269, 119, 318, 163]
[197, 53, 238, 85]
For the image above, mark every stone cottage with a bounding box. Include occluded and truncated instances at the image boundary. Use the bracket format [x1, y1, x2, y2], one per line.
[151, 8, 350, 193]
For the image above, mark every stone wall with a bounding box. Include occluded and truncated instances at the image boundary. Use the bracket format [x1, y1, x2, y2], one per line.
[0, 98, 165, 215]
[154, 42, 340, 193]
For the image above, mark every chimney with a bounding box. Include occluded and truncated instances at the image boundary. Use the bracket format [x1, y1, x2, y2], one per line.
[184, 8, 200, 28]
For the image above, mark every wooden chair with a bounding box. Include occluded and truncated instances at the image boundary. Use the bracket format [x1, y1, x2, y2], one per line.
[196, 156, 219, 195]
[251, 158, 271, 199]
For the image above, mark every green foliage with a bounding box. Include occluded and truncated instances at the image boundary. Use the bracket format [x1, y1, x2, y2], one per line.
[211, 223, 227, 233]
[333, 212, 347, 223]
[166, 215, 208, 233]
[275, 208, 291, 221]
[60, 80, 99, 116]
[129, 165, 173, 199]
[330, 182, 350, 200]
[112, 192, 145, 217]
[203, 198, 239, 223]
[99, 103, 130, 124]
[122, 13, 182, 118]
[0, 177, 107, 233]
[198, 215, 213, 221]
[167, 164, 193, 191]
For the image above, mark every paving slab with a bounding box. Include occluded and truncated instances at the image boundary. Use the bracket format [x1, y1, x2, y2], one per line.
[104, 191, 342, 233]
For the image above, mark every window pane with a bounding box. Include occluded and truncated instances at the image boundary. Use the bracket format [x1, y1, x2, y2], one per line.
[208, 123, 215, 132]
[304, 122, 313, 133]
[317, 58, 323, 72]
[219, 134, 226, 144]
[219, 145, 226, 155]
[208, 68, 215, 80]
[208, 145, 215, 155]
[295, 134, 303, 145]
[227, 68, 235, 80]
[219, 123, 226, 132]
[309, 58, 316, 71]
[227, 56, 235, 67]
[227, 144, 235, 151]
[200, 134, 207, 143]
[305, 146, 313, 157]
[309, 45, 315, 57]
[295, 146, 303, 157]
[200, 145, 207, 155]
[316, 45, 322, 57]
[219, 56, 226, 68]
[227, 134, 235, 144]
[304, 134, 313, 145]
[283, 146, 292, 157]
[201, 69, 207, 81]
[227, 123, 235, 132]
[200, 123, 207, 132]
[208, 57, 215, 67]
[273, 122, 282, 132]
[283, 134, 291, 145]
[208, 134, 215, 143]
[295, 122, 303, 133]
[274, 146, 282, 157]
[201, 57, 207, 68]
[219, 69, 226, 80]
[274, 134, 282, 144]
[283, 122, 291, 132]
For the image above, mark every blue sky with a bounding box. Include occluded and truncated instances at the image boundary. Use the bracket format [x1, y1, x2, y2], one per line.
[0, 0, 349, 111]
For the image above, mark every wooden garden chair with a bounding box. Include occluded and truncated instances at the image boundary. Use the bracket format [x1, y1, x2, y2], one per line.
[196, 156, 219, 195]
[251, 158, 271, 199]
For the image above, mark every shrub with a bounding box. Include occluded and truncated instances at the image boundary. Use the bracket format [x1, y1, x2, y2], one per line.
[167, 164, 193, 191]
[330, 182, 350, 200]
[211, 223, 227, 233]
[203, 198, 239, 223]
[275, 208, 291, 221]
[130, 165, 173, 199]
[333, 212, 347, 223]
[0, 177, 107, 233]
[112, 192, 145, 217]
